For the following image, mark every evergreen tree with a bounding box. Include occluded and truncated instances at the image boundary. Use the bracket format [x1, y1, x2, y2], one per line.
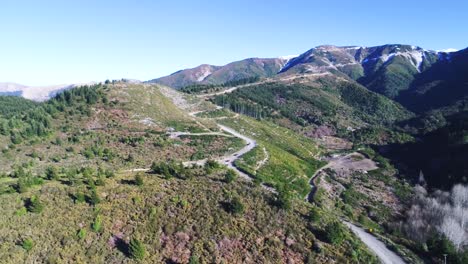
[88, 189, 101, 205]
[45, 166, 59, 180]
[92, 215, 103, 232]
[129, 238, 146, 260]
[224, 169, 237, 183]
[308, 206, 321, 222]
[325, 222, 345, 245]
[135, 174, 144, 186]
[21, 238, 34, 251]
[229, 196, 245, 215]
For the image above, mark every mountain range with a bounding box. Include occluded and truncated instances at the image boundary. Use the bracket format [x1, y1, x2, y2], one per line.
[150, 44, 467, 113]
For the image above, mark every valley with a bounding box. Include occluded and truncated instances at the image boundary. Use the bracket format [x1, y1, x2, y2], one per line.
[1, 44, 467, 264]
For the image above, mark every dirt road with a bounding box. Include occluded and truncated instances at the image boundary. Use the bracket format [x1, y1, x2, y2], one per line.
[344, 222, 406, 264]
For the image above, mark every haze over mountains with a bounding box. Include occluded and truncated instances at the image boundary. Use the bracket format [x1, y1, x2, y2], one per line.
[0, 82, 89, 102]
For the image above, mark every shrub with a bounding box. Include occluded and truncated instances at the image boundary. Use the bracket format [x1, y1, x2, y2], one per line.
[325, 222, 345, 245]
[15, 207, 27, 216]
[21, 238, 34, 251]
[224, 169, 237, 183]
[228, 196, 245, 215]
[151, 161, 173, 179]
[27, 196, 44, 213]
[309, 206, 321, 222]
[16, 180, 29, 193]
[276, 189, 292, 210]
[77, 228, 86, 240]
[74, 192, 86, 203]
[45, 166, 59, 180]
[129, 238, 146, 260]
[95, 176, 105, 186]
[88, 189, 100, 205]
[189, 255, 200, 264]
[204, 159, 221, 174]
[92, 215, 103, 232]
[135, 174, 144, 186]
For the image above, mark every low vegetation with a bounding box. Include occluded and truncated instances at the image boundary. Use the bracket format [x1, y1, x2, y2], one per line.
[0, 167, 377, 263]
[220, 115, 324, 197]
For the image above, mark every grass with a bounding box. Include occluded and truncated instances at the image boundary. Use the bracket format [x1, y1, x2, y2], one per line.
[195, 108, 236, 119]
[0, 84, 244, 175]
[220, 115, 325, 197]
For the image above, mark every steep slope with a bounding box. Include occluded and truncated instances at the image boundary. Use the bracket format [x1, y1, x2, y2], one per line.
[396, 48, 468, 112]
[147, 64, 222, 88]
[151, 44, 458, 101]
[211, 74, 412, 137]
[280, 44, 441, 98]
[386, 111, 468, 189]
[0, 82, 383, 264]
[148, 57, 289, 88]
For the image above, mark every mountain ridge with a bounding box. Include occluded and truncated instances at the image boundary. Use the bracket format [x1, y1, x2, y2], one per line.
[148, 44, 459, 91]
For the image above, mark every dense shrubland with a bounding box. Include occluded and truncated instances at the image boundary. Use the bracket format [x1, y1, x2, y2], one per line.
[0, 161, 378, 263]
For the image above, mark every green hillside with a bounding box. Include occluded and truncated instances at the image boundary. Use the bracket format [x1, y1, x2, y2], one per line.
[0, 82, 381, 263]
[212, 77, 412, 137]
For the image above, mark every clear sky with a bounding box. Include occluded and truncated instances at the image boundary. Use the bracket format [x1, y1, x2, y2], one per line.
[1, 0, 467, 85]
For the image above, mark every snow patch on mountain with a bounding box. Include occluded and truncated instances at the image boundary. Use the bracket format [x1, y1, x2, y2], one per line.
[370, 50, 426, 71]
[196, 70, 212, 82]
[345, 46, 362, 50]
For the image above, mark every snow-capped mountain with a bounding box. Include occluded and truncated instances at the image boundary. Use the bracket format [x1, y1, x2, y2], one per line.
[149, 44, 458, 94]
[279, 44, 440, 75]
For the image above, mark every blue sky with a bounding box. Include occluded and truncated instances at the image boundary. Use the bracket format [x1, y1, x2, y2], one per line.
[1, 0, 467, 85]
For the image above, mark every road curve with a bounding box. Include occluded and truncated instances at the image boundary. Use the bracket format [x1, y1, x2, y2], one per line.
[182, 124, 258, 181]
[343, 222, 406, 264]
[307, 154, 406, 264]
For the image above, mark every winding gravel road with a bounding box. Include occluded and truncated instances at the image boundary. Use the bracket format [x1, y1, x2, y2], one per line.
[180, 124, 257, 180]
[155, 87, 406, 263]
[344, 222, 406, 264]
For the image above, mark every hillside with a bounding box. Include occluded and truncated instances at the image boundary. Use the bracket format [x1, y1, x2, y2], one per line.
[385, 111, 468, 189]
[3, 43, 468, 263]
[396, 48, 468, 112]
[0, 83, 388, 263]
[150, 44, 453, 100]
[148, 58, 288, 88]
[207, 73, 412, 142]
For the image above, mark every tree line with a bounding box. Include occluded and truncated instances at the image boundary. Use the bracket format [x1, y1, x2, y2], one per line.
[0, 84, 108, 144]
[180, 76, 261, 94]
